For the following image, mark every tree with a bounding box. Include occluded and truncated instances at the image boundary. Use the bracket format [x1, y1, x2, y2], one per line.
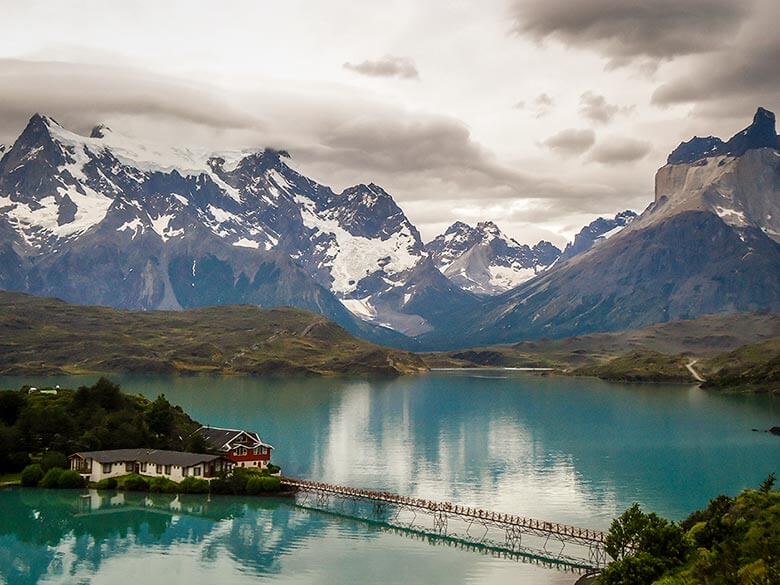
[187, 432, 210, 454]
[605, 503, 649, 561]
[41, 451, 68, 471]
[20, 464, 44, 486]
[759, 472, 776, 494]
[146, 395, 175, 436]
[603, 503, 691, 585]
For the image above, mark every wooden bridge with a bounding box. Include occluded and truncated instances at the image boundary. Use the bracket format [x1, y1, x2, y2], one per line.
[281, 477, 610, 570]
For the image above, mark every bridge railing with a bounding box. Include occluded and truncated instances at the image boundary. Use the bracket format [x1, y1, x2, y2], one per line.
[280, 477, 606, 544]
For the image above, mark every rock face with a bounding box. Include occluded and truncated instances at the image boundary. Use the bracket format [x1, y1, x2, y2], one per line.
[417, 107, 780, 349]
[667, 107, 780, 164]
[426, 221, 561, 295]
[559, 210, 637, 262]
[0, 114, 477, 342]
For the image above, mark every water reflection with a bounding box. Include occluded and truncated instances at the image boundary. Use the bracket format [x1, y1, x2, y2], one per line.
[0, 488, 582, 585]
[0, 372, 776, 543]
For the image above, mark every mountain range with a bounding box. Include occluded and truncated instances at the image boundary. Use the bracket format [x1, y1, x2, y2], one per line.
[0, 108, 778, 350]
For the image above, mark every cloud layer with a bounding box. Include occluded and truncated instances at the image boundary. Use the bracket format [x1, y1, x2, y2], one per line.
[511, 0, 752, 65]
[343, 55, 419, 79]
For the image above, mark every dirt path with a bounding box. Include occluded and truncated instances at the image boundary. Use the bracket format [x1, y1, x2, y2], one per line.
[686, 359, 706, 383]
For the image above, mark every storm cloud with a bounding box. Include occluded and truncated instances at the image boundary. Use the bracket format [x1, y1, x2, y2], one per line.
[0, 59, 265, 139]
[511, 0, 752, 65]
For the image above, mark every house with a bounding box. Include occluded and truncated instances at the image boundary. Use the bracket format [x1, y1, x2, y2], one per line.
[68, 448, 234, 483]
[193, 426, 274, 469]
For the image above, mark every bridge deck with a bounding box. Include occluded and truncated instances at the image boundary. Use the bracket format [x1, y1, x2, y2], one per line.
[281, 478, 606, 545]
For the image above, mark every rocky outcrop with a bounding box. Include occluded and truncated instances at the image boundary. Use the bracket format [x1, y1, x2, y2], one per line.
[426, 221, 561, 295]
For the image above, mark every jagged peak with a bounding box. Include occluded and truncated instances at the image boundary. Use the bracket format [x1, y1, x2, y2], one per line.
[668, 107, 779, 164]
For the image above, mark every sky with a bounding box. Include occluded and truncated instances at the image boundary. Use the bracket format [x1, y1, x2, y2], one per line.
[0, 0, 777, 245]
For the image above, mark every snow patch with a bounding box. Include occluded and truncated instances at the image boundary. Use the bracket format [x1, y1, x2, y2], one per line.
[487, 265, 536, 290]
[296, 195, 421, 295]
[233, 237, 260, 249]
[341, 298, 377, 319]
[149, 214, 184, 242]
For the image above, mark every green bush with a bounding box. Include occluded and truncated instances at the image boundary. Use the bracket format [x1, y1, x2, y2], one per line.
[20, 463, 44, 486]
[179, 476, 209, 494]
[57, 470, 84, 488]
[245, 476, 265, 495]
[122, 474, 150, 491]
[94, 477, 118, 490]
[261, 476, 281, 492]
[40, 451, 68, 471]
[40, 467, 64, 488]
[246, 475, 282, 494]
[149, 476, 179, 493]
[266, 463, 281, 475]
[208, 477, 233, 495]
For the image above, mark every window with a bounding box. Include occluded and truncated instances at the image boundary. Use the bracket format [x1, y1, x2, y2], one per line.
[140, 462, 147, 473]
[194, 467, 201, 476]
[164, 465, 171, 475]
[102, 463, 112, 474]
[253, 447, 260, 455]
[156, 464, 163, 474]
[236, 446, 247, 456]
[125, 462, 134, 472]
[183, 467, 190, 477]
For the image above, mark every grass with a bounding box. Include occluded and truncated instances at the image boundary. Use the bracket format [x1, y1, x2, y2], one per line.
[0, 291, 427, 377]
[701, 339, 780, 393]
[0, 472, 21, 486]
[421, 313, 779, 388]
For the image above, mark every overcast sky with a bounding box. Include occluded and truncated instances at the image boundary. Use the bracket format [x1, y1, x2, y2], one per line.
[0, 0, 777, 245]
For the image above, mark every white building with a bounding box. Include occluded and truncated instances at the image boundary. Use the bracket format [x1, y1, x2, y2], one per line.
[68, 448, 233, 483]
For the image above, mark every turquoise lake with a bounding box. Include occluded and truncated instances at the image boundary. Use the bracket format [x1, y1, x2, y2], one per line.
[0, 372, 777, 584]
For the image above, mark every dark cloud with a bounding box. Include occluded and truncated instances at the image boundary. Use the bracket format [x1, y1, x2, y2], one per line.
[652, 40, 780, 107]
[343, 55, 419, 79]
[0, 59, 264, 141]
[511, 0, 753, 65]
[542, 128, 595, 155]
[588, 137, 651, 164]
[579, 92, 629, 124]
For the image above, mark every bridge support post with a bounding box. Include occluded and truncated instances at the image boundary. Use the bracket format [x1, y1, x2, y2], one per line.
[588, 544, 607, 568]
[373, 501, 387, 518]
[505, 525, 523, 551]
[316, 492, 330, 507]
[433, 510, 447, 534]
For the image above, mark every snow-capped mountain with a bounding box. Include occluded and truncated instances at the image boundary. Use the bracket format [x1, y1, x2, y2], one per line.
[558, 210, 637, 262]
[426, 221, 560, 295]
[416, 107, 780, 348]
[0, 114, 476, 340]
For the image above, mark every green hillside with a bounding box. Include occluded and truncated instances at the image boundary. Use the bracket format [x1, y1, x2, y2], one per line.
[0, 291, 427, 377]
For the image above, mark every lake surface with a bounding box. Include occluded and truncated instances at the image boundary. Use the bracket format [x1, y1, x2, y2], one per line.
[0, 372, 777, 585]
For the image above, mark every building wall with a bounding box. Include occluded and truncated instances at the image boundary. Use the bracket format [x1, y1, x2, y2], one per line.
[229, 446, 272, 468]
[71, 457, 232, 483]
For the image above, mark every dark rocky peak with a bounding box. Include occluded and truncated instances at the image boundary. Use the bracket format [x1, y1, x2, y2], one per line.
[667, 107, 779, 164]
[722, 106, 778, 157]
[667, 136, 725, 164]
[532, 240, 562, 265]
[560, 210, 637, 261]
[475, 221, 502, 239]
[231, 148, 290, 175]
[90, 124, 112, 139]
[444, 221, 472, 234]
[334, 183, 422, 243]
[0, 114, 69, 192]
